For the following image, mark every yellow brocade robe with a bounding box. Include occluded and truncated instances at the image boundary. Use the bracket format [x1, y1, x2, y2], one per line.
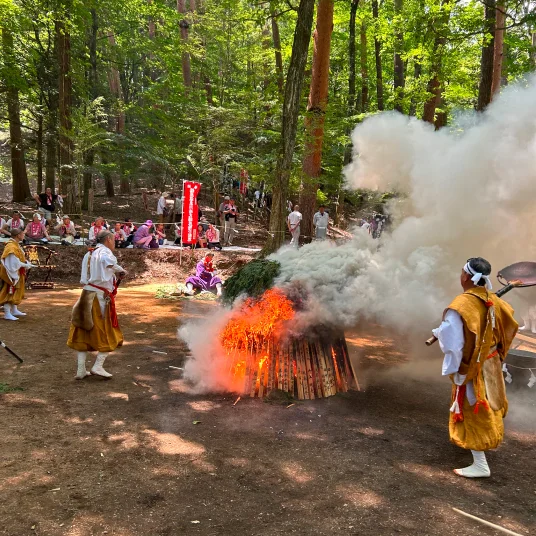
[0, 240, 26, 305]
[446, 287, 518, 451]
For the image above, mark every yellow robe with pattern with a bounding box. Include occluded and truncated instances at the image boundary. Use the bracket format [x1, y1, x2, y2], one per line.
[446, 287, 518, 451]
[0, 240, 26, 305]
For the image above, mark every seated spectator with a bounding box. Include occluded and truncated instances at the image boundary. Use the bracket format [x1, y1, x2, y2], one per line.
[55, 215, 78, 245]
[174, 223, 181, 245]
[25, 213, 50, 243]
[0, 215, 8, 237]
[88, 216, 106, 245]
[196, 224, 207, 249]
[133, 220, 158, 249]
[206, 224, 222, 250]
[1, 211, 25, 236]
[155, 223, 166, 245]
[185, 252, 223, 296]
[199, 216, 209, 232]
[113, 222, 128, 248]
[122, 218, 137, 246]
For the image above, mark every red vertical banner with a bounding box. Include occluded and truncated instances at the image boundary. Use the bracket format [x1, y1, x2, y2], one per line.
[181, 181, 201, 244]
[239, 168, 248, 195]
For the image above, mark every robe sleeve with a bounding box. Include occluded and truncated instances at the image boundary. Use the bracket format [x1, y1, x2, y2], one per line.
[3, 254, 25, 285]
[433, 308, 466, 385]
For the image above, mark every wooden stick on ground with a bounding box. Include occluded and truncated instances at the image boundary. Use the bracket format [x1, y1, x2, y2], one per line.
[452, 508, 524, 536]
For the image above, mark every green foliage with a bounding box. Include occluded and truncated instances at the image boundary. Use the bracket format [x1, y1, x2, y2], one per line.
[0, 382, 23, 394]
[222, 259, 281, 305]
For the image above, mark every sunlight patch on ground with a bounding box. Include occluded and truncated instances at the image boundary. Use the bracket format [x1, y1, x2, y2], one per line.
[281, 462, 315, 484]
[167, 378, 192, 393]
[292, 432, 329, 442]
[336, 483, 384, 508]
[225, 457, 250, 467]
[187, 400, 222, 412]
[143, 429, 205, 456]
[64, 416, 94, 425]
[107, 392, 129, 401]
[356, 426, 384, 437]
[110, 420, 125, 427]
[108, 433, 139, 450]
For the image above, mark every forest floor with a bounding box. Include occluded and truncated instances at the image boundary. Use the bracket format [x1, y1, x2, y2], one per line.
[0, 284, 535, 536]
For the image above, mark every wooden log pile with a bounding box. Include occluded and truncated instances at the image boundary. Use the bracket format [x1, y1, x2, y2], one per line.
[235, 330, 359, 400]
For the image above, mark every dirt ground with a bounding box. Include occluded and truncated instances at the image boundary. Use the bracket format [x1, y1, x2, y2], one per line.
[0, 284, 535, 536]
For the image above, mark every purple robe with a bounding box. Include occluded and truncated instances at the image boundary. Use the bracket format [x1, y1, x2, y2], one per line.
[186, 261, 222, 291]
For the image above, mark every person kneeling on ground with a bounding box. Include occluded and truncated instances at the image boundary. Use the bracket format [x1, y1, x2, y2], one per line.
[196, 224, 207, 249]
[0, 229, 33, 320]
[133, 220, 159, 249]
[185, 252, 222, 296]
[25, 213, 50, 244]
[67, 230, 126, 379]
[206, 224, 222, 250]
[56, 215, 78, 245]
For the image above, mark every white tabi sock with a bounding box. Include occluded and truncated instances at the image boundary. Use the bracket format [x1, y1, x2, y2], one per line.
[91, 352, 112, 378]
[185, 283, 194, 296]
[4, 304, 18, 321]
[454, 450, 490, 478]
[75, 351, 91, 380]
[216, 283, 222, 296]
[11, 304, 26, 316]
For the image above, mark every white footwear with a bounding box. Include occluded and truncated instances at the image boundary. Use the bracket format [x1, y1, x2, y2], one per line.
[184, 283, 195, 296]
[11, 305, 26, 317]
[216, 283, 222, 297]
[75, 351, 91, 380]
[4, 304, 19, 321]
[91, 352, 112, 378]
[454, 450, 490, 478]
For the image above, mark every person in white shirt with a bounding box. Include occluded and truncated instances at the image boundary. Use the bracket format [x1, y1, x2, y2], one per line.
[156, 192, 168, 222]
[313, 205, 329, 240]
[287, 205, 302, 248]
[67, 230, 126, 379]
[1, 211, 25, 235]
[254, 189, 261, 208]
[55, 215, 77, 245]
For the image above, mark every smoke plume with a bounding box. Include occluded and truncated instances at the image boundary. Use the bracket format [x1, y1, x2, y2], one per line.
[181, 79, 536, 392]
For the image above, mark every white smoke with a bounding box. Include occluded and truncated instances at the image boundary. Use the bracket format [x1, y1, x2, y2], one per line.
[181, 79, 536, 392]
[272, 80, 536, 333]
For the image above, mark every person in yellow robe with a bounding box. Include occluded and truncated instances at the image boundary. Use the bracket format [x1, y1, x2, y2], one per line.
[67, 230, 126, 379]
[0, 229, 33, 320]
[432, 257, 518, 477]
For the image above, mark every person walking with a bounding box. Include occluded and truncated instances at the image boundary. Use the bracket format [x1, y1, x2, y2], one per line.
[287, 205, 302, 248]
[313, 205, 329, 240]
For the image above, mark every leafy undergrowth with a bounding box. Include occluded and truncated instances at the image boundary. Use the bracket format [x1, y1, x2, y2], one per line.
[0, 383, 23, 394]
[154, 284, 219, 301]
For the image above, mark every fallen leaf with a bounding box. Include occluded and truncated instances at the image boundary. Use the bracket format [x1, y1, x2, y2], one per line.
[191, 520, 200, 524]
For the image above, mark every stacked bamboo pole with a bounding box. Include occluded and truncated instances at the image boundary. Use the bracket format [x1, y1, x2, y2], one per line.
[232, 331, 359, 399]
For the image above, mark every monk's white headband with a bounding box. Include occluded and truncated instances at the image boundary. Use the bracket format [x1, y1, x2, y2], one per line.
[464, 262, 492, 290]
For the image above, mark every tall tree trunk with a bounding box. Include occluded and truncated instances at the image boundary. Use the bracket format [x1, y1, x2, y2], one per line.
[271, 8, 284, 95]
[477, 0, 496, 111]
[299, 0, 335, 242]
[409, 60, 422, 116]
[371, 0, 384, 110]
[348, 0, 359, 113]
[177, 0, 192, 89]
[101, 152, 115, 197]
[393, 0, 405, 112]
[2, 28, 32, 202]
[422, 0, 451, 124]
[434, 95, 447, 129]
[491, 0, 505, 99]
[45, 128, 56, 191]
[360, 22, 369, 113]
[57, 16, 75, 211]
[37, 112, 44, 193]
[263, 0, 316, 255]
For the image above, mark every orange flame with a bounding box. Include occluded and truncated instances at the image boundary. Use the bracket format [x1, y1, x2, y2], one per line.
[220, 288, 295, 386]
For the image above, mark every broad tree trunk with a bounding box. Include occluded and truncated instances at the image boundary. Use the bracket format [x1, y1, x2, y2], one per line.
[271, 8, 284, 95]
[37, 112, 44, 193]
[263, 0, 316, 255]
[393, 0, 405, 112]
[2, 28, 32, 202]
[299, 0, 335, 242]
[422, 0, 451, 124]
[477, 0, 496, 111]
[57, 16, 75, 211]
[491, 0, 505, 99]
[177, 0, 192, 89]
[371, 0, 384, 110]
[360, 22, 369, 113]
[101, 151, 115, 197]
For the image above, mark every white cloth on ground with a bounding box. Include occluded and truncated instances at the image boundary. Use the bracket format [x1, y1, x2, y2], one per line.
[432, 308, 476, 405]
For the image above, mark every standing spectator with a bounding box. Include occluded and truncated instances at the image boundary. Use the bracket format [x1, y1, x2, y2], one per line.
[174, 223, 182, 245]
[155, 223, 166, 245]
[34, 187, 58, 223]
[218, 195, 229, 232]
[287, 205, 302, 248]
[206, 224, 222, 250]
[25, 213, 50, 243]
[156, 192, 168, 223]
[88, 216, 106, 245]
[223, 198, 239, 246]
[133, 220, 158, 249]
[113, 222, 128, 248]
[254, 189, 261, 208]
[56, 215, 77, 245]
[2, 211, 25, 235]
[173, 193, 182, 223]
[287, 199, 293, 213]
[313, 205, 329, 240]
